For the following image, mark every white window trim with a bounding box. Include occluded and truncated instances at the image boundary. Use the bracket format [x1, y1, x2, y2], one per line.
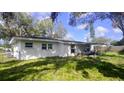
[42, 43, 47, 50]
[41, 43, 53, 50]
[25, 42, 33, 48]
[48, 44, 53, 50]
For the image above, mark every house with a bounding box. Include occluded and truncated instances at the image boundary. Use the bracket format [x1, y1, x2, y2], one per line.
[88, 43, 109, 51]
[9, 36, 109, 60]
[9, 36, 90, 60]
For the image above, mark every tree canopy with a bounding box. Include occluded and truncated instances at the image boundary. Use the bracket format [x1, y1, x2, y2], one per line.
[0, 12, 68, 41]
[53, 21, 67, 39]
[36, 18, 54, 37]
[51, 12, 124, 44]
[92, 37, 111, 44]
[0, 12, 38, 40]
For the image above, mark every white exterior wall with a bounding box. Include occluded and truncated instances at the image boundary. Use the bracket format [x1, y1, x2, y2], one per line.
[58, 43, 83, 57]
[12, 41, 21, 59]
[90, 44, 107, 51]
[19, 41, 80, 60]
[12, 40, 84, 60]
[20, 41, 59, 60]
[58, 43, 70, 57]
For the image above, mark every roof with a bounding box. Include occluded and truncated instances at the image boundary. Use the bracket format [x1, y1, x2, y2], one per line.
[86, 42, 109, 45]
[9, 36, 86, 45]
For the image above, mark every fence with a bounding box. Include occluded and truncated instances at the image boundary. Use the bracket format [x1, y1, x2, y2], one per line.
[0, 53, 6, 63]
[109, 46, 124, 52]
[0, 52, 15, 63]
[93, 45, 124, 53]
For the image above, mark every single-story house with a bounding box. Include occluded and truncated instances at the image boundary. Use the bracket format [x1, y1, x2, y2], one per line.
[9, 36, 108, 60]
[9, 36, 89, 60]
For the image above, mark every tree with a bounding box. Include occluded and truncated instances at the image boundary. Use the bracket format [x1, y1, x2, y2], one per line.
[69, 12, 124, 44]
[51, 12, 124, 44]
[111, 40, 118, 45]
[0, 12, 38, 40]
[92, 37, 111, 44]
[53, 22, 67, 39]
[50, 12, 59, 22]
[36, 18, 67, 39]
[36, 18, 54, 37]
[89, 21, 95, 41]
[51, 12, 96, 41]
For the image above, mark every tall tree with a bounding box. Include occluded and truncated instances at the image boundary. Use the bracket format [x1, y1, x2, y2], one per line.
[36, 18, 54, 37]
[51, 12, 124, 44]
[0, 12, 38, 40]
[92, 37, 111, 44]
[53, 21, 67, 39]
[89, 21, 95, 41]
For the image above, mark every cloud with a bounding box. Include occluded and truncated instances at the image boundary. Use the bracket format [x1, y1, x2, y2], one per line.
[31, 12, 51, 20]
[95, 26, 108, 37]
[82, 26, 109, 42]
[64, 33, 74, 40]
[82, 32, 91, 42]
[77, 23, 89, 30]
[113, 28, 122, 33]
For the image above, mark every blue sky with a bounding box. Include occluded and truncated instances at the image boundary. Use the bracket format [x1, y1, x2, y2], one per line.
[0, 12, 122, 45]
[31, 12, 123, 42]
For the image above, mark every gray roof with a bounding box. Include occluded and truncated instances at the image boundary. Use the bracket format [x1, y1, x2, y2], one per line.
[9, 36, 86, 44]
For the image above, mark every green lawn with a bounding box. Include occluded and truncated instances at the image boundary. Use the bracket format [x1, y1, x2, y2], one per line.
[0, 52, 124, 80]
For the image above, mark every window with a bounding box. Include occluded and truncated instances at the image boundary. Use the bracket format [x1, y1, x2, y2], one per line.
[48, 44, 53, 49]
[71, 49, 75, 53]
[71, 44, 75, 53]
[25, 43, 33, 48]
[42, 44, 47, 50]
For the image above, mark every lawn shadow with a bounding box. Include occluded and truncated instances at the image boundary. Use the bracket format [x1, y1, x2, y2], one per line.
[76, 57, 124, 80]
[102, 54, 124, 59]
[0, 57, 70, 81]
[0, 56, 124, 80]
[0, 60, 22, 67]
[119, 49, 124, 55]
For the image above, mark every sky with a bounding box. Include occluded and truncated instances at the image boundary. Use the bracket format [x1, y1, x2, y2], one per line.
[0, 12, 123, 45]
[31, 12, 123, 42]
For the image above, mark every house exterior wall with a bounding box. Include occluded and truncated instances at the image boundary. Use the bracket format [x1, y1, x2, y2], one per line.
[12, 41, 21, 59]
[12, 40, 82, 60]
[12, 40, 86, 60]
[90, 44, 107, 51]
[19, 41, 59, 60]
[11, 37, 108, 60]
[76, 44, 88, 53]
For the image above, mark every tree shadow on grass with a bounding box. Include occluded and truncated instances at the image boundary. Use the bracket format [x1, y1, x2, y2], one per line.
[119, 49, 124, 55]
[0, 57, 70, 81]
[0, 56, 124, 80]
[0, 60, 22, 67]
[117, 64, 124, 69]
[44, 57, 70, 70]
[0, 60, 56, 80]
[76, 57, 124, 80]
[102, 54, 124, 59]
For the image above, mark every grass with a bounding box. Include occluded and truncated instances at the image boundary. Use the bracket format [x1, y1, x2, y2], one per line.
[0, 51, 124, 81]
[0, 49, 15, 63]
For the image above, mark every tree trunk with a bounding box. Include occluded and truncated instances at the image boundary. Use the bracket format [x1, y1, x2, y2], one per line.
[118, 28, 124, 45]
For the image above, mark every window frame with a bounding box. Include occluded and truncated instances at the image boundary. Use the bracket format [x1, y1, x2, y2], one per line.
[25, 42, 33, 48]
[48, 44, 53, 50]
[71, 44, 76, 53]
[42, 43, 47, 50]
